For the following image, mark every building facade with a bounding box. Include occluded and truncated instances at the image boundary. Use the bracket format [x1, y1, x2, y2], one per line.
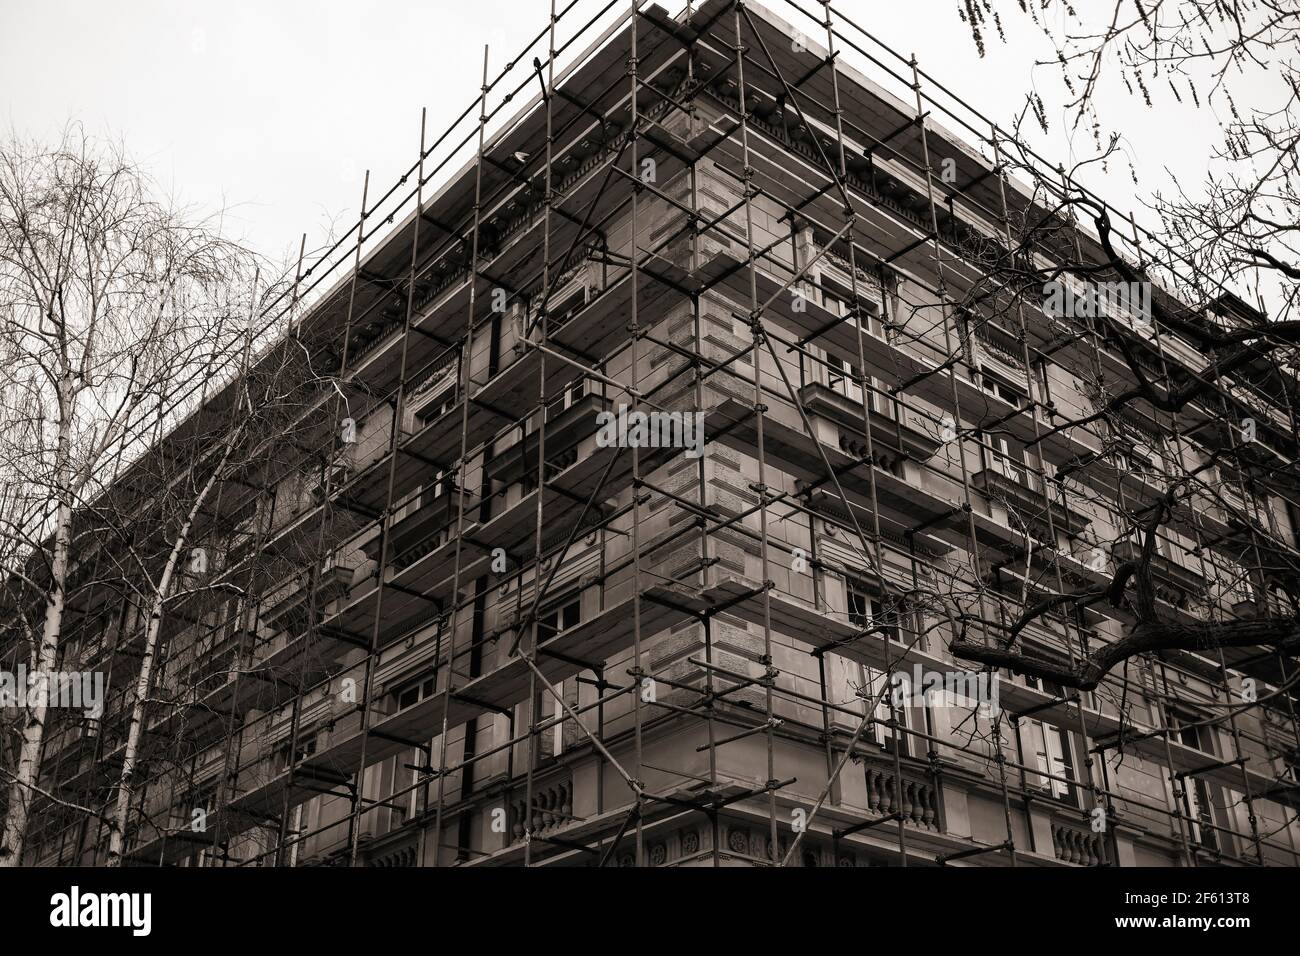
[12, 0, 1300, 867]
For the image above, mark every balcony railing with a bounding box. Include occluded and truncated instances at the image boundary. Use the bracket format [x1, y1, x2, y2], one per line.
[1050, 820, 1108, 865]
[863, 759, 941, 832]
[509, 772, 574, 845]
[971, 467, 1091, 536]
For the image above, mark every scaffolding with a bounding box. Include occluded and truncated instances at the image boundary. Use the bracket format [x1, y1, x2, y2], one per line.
[14, 0, 1300, 868]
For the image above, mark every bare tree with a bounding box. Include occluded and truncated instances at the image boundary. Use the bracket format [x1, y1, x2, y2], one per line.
[0, 127, 262, 864]
[921, 2, 1300, 688]
[966, 0, 1300, 309]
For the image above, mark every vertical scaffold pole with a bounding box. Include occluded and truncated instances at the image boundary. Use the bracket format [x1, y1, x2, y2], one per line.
[680, 1, 724, 868]
[432, 44, 492, 865]
[820, 0, 905, 866]
[627, 0, 648, 867]
[523, 0, 558, 867]
[274, 233, 314, 867]
[347, 110, 427, 866]
[731, 0, 782, 865]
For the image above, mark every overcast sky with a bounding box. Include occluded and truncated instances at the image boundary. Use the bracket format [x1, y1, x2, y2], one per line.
[1, 0, 1271, 290]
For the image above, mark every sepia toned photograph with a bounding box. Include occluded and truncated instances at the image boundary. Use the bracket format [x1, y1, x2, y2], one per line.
[0, 0, 1294, 938]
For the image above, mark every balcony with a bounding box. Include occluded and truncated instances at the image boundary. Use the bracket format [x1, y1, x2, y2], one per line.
[972, 321, 1027, 372]
[368, 488, 466, 570]
[261, 561, 355, 633]
[348, 316, 405, 375]
[819, 245, 883, 298]
[705, 396, 964, 550]
[406, 351, 459, 422]
[704, 89, 992, 294]
[861, 757, 942, 833]
[707, 249, 1103, 471]
[509, 771, 574, 845]
[971, 467, 1091, 537]
[798, 382, 941, 469]
[179, 640, 240, 700]
[1049, 819, 1108, 866]
[485, 391, 608, 486]
[475, 255, 693, 421]
[311, 457, 354, 504]
[173, 586, 699, 868]
[1112, 539, 1203, 611]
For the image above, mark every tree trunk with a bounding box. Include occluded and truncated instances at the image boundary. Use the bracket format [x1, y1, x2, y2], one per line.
[0, 392, 72, 866]
[106, 455, 228, 866]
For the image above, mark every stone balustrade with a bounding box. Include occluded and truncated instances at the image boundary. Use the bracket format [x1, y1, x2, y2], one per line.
[510, 776, 574, 844]
[1051, 820, 1108, 865]
[864, 762, 941, 832]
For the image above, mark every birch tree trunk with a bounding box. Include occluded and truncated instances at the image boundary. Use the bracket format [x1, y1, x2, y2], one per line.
[105, 451, 230, 867]
[0, 378, 73, 867]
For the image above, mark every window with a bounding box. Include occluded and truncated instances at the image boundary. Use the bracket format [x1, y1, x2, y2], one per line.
[1166, 707, 1215, 754]
[869, 378, 895, 417]
[1165, 707, 1222, 851]
[1282, 752, 1300, 787]
[227, 508, 262, 558]
[1284, 499, 1300, 550]
[827, 356, 863, 405]
[980, 367, 1028, 408]
[390, 774, 411, 827]
[1182, 776, 1220, 852]
[1128, 524, 1171, 560]
[395, 673, 437, 711]
[828, 357, 894, 418]
[538, 599, 581, 641]
[1016, 675, 1078, 805]
[1020, 714, 1078, 805]
[822, 284, 848, 317]
[552, 377, 586, 417]
[848, 586, 869, 630]
[530, 378, 587, 434]
[186, 783, 217, 818]
[407, 354, 460, 425]
[846, 584, 908, 645]
[1032, 360, 1053, 409]
[426, 469, 450, 502]
[1024, 674, 1063, 696]
[956, 310, 976, 366]
[859, 665, 919, 757]
[282, 729, 318, 766]
[984, 434, 1026, 485]
[822, 277, 878, 335]
[1116, 446, 1151, 475]
[547, 287, 587, 331]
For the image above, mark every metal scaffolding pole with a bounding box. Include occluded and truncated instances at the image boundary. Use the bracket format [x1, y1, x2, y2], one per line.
[431, 46, 494, 865]
[731, 0, 783, 865]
